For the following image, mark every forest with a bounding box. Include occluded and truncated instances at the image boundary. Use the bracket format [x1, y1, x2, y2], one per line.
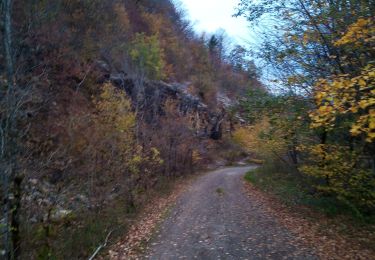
[234, 0, 375, 216]
[0, 0, 374, 259]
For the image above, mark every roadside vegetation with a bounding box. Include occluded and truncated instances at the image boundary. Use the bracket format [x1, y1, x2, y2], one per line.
[1, 0, 374, 258]
[235, 0, 375, 221]
[245, 166, 375, 223]
[0, 0, 258, 258]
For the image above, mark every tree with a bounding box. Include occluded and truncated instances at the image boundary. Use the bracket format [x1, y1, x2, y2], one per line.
[1, 0, 34, 257]
[229, 45, 248, 72]
[310, 18, 375, 143]
[129, 33, 166, 81]
[236, 0, 375, 213]
[236, 0, 375, 94]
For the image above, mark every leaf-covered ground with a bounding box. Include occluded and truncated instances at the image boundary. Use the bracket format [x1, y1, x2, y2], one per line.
[105, 176, 196, 259]
[243, 180, 375, 259]
[107, 166, 374, 260]
[142, 166, 316, 259]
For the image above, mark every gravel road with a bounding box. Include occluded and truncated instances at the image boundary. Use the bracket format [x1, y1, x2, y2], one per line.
[144, 166, 317, 260]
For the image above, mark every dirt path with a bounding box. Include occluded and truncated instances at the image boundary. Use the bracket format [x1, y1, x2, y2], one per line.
[144, 166, 317, 259]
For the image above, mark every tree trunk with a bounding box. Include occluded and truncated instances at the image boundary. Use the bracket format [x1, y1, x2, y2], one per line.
[2, 1, 20, 258]
[3, 0, 14, 92]
[10, 174, 22, 259]
[320, 130, 330, 186]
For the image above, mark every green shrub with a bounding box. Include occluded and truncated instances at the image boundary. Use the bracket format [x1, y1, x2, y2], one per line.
[300, 144, 375, 214]
[245, 161, 374, 222]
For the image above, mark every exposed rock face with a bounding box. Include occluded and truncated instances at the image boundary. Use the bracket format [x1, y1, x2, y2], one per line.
[107, 72, 231, 140]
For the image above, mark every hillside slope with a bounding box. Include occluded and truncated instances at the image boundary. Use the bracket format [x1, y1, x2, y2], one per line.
[0, 0, 260, 258]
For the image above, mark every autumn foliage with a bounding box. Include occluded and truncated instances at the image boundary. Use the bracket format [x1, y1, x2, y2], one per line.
[236, 1, 375, 216]
[1, 0, 261, 258]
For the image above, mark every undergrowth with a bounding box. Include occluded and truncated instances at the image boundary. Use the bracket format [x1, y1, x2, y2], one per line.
[21, 176, 184, 259]
[244, 161, 375, 224]
[22, 198, 134, 259]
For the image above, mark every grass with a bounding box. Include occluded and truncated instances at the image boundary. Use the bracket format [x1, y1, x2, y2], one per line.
[22, 197, 133, 259]
[21, 175, 190, 259]
[215, 187, 225, 195]
[244, 161, 374, 222]
[244, 161, 375, 253]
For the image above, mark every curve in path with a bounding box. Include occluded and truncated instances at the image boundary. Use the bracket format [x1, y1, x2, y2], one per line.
[145, 166, 317, 260]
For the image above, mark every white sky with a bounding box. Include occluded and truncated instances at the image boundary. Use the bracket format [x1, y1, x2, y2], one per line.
[176, 0, 253, 45]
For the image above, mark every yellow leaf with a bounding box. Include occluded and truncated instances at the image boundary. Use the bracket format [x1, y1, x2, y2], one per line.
[350, 125, 361, 136]
[358, 79, 366, 87]
[366, 132, 375, 142]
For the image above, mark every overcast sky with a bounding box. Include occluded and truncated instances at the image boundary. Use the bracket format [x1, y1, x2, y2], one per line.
[176, 0, 253, 45]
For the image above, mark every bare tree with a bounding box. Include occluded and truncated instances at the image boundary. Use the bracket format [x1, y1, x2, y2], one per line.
[1, 0, 26, 258]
